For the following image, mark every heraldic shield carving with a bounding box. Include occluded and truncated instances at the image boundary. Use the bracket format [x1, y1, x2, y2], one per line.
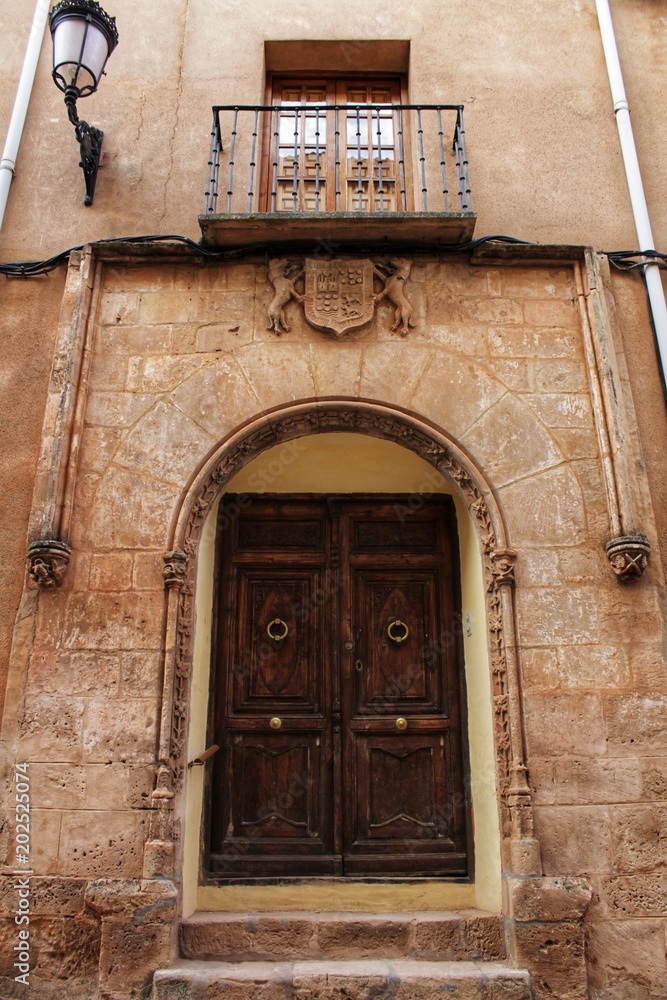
[305, 259, 375, 337]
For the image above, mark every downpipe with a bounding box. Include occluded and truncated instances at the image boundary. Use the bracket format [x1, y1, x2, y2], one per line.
[595, 0, 667, 388]
[0, 0, 50, 232]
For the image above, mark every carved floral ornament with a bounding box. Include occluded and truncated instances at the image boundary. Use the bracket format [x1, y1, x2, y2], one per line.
[266, 256, 415, 338]
[27, 539, 72, 588]
[605, 533, 651, 582]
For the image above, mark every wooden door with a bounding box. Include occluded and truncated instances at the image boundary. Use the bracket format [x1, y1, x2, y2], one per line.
[207, 495, 469, 878]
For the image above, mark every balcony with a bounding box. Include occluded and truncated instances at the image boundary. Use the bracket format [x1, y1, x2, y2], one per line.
[198, 103, 476, 249]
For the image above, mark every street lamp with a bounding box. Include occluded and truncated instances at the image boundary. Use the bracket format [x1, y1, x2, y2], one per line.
[49, 0, 118, 205]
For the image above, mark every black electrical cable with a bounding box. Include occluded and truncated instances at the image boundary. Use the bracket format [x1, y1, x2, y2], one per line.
[1, 231, 665, 278]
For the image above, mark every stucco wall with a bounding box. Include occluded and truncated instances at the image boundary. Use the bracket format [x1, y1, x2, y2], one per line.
[0, 273, 65, 718]
[1, 0, 667, 259]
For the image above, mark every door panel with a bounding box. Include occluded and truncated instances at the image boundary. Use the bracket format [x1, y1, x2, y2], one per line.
[208, 494, 468, 879]
[233, 571, 321, 709]
[209, 498, 337, 876]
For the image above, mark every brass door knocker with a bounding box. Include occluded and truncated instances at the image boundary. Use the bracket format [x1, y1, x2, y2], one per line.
[267, 618, 289, 643]
[387, 619, 409, 644]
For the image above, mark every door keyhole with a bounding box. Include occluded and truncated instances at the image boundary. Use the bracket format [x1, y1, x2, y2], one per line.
[355, 658, 363, 673]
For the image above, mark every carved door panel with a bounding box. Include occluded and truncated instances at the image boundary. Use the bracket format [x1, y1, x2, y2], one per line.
[208, 498, 339, 876]
[340, 499, 468, 875]
[208, 495, 468, 879]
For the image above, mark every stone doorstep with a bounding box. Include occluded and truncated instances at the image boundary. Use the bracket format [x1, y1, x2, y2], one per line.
[153, 959, 531, 1000]
[179, 910, 506, 962]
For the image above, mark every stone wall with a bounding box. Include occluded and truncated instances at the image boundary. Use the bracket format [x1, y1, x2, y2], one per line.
[0, 248, 665, 997]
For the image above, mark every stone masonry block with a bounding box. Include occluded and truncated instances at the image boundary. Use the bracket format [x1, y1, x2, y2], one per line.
[523, 692, 606, 757]
[114, 400, 215, 486]
[512, 921, 587, 1000]
[59, 810, 148, 878]
[499, 464, 587, 547]
[85, 878, 178, 923]
[98, 919, 172, 999]
[85, 391, 155, 428]
[315, 916, 410, 958]
[549, 757, 643, 805]
[98, 292, 140, 326]
[486, 325, 580, 358]
[586, 919, 667, 993]
[523, 392, 593, 429]
[516, 589, 600, 648]
[28, 649, 121, 697]
[611, 804, 667, 874]
[463, 912, 506, 959]
[139, 290, 195, 324]
[462, 392, 562, 486]
[87, 466, 181, 549]
[534, 359, 588, 392]
[603, 693, 667, 753]
[506, 876, 593, 923]
[499, 267, 573, 299]
[598, 872, 667, 919]
[523, 298, 578, 328]
[535, 805, 612, 875]
[60, 591, 164, 651]
[83, 697, 156, 763]
[90, 552, 134, 591]
[97, 325, 172, 356]
[17, 695, 84, 762]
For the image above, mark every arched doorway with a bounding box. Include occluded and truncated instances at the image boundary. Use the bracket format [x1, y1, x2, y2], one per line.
[170, 404, 531, 916]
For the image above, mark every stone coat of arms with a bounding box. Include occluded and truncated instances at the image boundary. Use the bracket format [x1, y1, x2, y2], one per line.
[304, 259, 375, 338]
[266, 256, 415, 338]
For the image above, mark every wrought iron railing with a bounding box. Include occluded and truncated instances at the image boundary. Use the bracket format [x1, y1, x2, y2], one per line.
[204, 103, 472, 216]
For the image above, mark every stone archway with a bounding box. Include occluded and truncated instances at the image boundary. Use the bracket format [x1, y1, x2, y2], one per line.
[146, 398, 541, 884]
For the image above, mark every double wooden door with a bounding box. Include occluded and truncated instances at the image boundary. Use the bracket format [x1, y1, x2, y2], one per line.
[207, 495, 469, 878]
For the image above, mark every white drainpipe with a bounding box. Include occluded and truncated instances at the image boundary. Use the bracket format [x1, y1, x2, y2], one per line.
[595, 0, 667, 384]
[0, 0, 50, 232]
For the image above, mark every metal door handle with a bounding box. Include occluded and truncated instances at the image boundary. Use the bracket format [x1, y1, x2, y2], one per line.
[269, 717, 282, 730]
[387, 619, 409, 644]
[394, 717, 408, 731]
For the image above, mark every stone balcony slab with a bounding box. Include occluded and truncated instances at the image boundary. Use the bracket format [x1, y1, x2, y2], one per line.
[198, 211, 477, 250]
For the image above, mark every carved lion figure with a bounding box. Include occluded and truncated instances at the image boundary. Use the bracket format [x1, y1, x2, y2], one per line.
[373, 257, 416, 337]
[266, 258, 304, 335]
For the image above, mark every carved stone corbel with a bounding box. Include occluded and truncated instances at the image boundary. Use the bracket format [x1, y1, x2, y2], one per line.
[605, 534, 651, 582]
[27, 540, 72, 588]
[162, 550, 187, 589]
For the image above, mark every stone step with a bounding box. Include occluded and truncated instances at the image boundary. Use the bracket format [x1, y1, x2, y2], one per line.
[153, 958, 531, 999]
[179, 910, 506, 963]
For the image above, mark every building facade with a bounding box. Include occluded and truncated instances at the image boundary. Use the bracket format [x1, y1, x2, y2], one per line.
[1, 2, 667, 998]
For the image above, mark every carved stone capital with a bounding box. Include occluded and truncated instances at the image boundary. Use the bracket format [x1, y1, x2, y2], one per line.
[162, 550, 187, 589]
[489, 547, 517, 590]
[27, 539, 72, 588]
[605, 533, 650, 582]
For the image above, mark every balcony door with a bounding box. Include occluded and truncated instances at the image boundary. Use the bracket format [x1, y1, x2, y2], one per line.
[207, 495, 470, 879]
[261, 77, 407, 212]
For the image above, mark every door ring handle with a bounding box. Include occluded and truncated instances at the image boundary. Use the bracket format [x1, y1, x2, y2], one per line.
[267, 618, 289, 642]
[387, 619, 409, 644]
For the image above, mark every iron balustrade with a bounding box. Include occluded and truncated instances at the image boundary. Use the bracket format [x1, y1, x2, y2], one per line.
[204, 103, 472, 216]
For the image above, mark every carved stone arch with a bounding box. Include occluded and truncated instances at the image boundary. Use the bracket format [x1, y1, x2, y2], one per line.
[156, 399, 541, 875]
